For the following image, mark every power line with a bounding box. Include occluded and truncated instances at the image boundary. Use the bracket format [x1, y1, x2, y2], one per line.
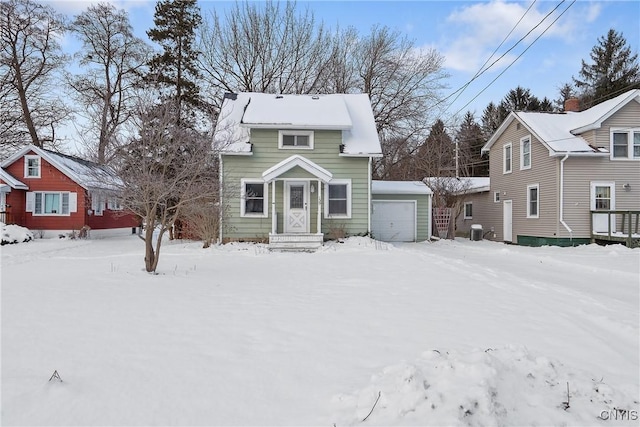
[451, 0, 577, 118]
[442, 0, 538, 114]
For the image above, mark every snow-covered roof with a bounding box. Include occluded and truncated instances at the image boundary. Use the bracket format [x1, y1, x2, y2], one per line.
[1, 145, 121, 191]
[0, 168, 28, 190]
[483, 89, 640, 156]
[424, 177, 490, 195]
[372, 180, 432, 195]
[215, 92, 382, 157]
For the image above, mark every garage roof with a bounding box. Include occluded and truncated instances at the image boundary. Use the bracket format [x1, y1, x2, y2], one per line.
[372, 180, 432, 195]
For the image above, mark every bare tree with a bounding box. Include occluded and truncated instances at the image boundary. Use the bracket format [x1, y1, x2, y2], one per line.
[68, 2, 150, 164]
[114, 100, 218, 273]
[198, 0, 331, 105]
[0, 0, 69, 151]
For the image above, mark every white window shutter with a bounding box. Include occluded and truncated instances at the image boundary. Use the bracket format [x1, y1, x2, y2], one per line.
[26, 192, 35, 212]
[69, 192, 77, 213]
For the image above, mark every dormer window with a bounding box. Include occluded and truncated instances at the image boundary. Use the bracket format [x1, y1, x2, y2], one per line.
[279, 130, 314, 150]
[24, 155, 41, 178]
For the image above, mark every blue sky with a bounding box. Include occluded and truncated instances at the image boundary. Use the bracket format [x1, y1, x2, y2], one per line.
[50, 0, 639, 120]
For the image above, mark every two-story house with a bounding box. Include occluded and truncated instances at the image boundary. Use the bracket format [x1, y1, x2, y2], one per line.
[480, 89, 640, 246]
[215, 92, 432, 250]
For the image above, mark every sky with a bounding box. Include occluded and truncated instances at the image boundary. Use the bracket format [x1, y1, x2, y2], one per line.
[47, 0, 639, 123]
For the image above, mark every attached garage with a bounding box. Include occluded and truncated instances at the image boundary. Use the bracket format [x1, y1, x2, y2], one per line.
[371, 181, 432, 242]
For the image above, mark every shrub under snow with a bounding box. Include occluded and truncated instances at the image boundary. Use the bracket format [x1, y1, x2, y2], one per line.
[1, 222, 34, 245]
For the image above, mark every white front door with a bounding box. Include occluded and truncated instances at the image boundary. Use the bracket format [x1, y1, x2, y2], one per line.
[591, 182, 615, 233]
[285, 181, 309, 233]
[503, 200, 513, 242]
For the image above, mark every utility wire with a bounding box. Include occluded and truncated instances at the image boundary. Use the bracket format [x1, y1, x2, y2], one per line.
[443, 0, 538, 114]
[452, 0, 576, 118]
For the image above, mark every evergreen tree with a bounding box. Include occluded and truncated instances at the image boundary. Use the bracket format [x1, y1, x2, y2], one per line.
[416, 119, 455, 178]
[147, 0, 202, 123]
[456, 112, 488, 177]
[574, 29, 640, 107]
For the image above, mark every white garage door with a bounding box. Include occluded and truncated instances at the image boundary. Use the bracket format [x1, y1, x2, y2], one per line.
[371, 201, 416, 242]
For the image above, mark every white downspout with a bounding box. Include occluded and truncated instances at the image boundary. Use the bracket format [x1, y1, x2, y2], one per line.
[218, 153, 223, 244]
[560, 153, 573, 240]
[317, 179, 321, 235]
[368, 157, 372, 235]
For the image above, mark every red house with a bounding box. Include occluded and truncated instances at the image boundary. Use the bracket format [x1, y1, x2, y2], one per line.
[0, 145, 139, 238]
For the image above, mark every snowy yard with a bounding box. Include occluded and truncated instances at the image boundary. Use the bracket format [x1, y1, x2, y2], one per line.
[1, 234, 639, 426]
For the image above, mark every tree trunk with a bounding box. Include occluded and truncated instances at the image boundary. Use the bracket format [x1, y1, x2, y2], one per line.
[144, 225, 156, 273]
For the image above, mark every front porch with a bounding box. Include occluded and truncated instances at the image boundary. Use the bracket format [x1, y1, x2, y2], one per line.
[590, 210, 640, 248]
[263, 155, 332, 251]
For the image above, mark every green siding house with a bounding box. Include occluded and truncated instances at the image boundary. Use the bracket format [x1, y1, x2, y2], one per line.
[215, 92, 432, 250]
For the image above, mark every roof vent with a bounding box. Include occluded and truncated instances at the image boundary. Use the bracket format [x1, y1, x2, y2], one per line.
[311, 95, 319, 100]
[275, 95, 283, 99]
[223, 92, 237, 100]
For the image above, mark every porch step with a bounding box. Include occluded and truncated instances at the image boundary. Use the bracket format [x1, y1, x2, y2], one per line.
[268, 233, 324, 252]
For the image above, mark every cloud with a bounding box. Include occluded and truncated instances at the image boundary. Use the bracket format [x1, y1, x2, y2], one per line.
[436, 0, 578, 73]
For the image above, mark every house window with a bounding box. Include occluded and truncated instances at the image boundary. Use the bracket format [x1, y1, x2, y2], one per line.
[594, 185, 611, 210]
[463, 202, 473, 219]
[503, 143, 512, 174]
[611, 128, 640, 160]
[527, 184, 539, 218]
[33, 192, 70, 215]
[494, 191, 501, 202]
[24, 155, 40, 178]
[520, 136, 531, 170]
[91, 192, 105, 216]
[278, 130, 314, 149]
[241, 179, 268, 217]
[325, 180, 351, 218]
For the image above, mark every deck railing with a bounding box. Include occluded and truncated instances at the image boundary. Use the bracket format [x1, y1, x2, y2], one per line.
[590, 210, 640, 247]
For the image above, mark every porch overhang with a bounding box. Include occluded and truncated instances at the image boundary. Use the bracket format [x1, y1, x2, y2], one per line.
[262, 155, 333, 183]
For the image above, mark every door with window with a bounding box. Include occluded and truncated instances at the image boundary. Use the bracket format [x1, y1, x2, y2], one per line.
[284, 181, 309, 233]
[503, 200, 513, 243]
[590, 182, 615, 233]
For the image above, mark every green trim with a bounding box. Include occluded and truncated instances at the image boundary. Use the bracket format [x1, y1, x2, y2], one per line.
[516, 235, 591, 247]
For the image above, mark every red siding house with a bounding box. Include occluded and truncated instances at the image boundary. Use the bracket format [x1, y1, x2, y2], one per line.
[0, 145, 139, 237]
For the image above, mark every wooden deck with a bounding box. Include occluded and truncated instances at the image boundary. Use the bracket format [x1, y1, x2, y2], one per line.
[590, 210, 640, 248]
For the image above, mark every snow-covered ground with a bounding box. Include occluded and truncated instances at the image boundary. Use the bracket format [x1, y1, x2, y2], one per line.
[1, 234, 638, 426]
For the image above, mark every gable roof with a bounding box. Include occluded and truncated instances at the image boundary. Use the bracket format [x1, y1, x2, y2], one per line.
[215, 92, 382, 157]
[262, 155, 333, 183]
[0, 168, 28, 190]
[482, 89, 640, 156]
[1, 145, 121, 191]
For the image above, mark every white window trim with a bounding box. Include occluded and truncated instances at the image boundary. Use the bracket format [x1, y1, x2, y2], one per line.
[278, 130, 314, 150]
[527, 183, 539, 219]
[463, 201, 473, 219]
[24, 155, 41, 178]
[28, 191, 76, 216]
[494, 191, 501, 203]
[520, 135, 531, 170]
[324, 179, 352, 219]
[610, 127, 640, 160]
[240, 179, 268, 218]
[503, 143, 512, 174]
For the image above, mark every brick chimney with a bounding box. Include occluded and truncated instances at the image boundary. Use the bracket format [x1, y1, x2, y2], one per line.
[564, 97, 580, 112]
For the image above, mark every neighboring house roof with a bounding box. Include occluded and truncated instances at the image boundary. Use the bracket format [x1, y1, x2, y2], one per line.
[482, 89, 640, 156]
[1, 145, 121, 191]
[0, 168, 28, 190]
[372, 180, 432, 195]
[424, 177, 490, 195]
[215, 92, 383, 157]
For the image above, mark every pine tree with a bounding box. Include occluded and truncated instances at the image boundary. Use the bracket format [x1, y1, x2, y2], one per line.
[146, 0, 202, 123]
[456, 112, 488, 177]
[574, 29, 640, 107]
